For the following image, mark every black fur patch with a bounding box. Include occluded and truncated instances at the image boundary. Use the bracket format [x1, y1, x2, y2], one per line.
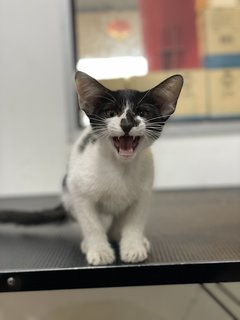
[79, 132, 96, 152]
[62, 174, 68, 191]
[120, 118, 132, 134]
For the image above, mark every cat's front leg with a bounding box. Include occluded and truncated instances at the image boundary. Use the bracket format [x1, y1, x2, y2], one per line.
[119, 194, 151, 263]
[72, 198, 115, 266]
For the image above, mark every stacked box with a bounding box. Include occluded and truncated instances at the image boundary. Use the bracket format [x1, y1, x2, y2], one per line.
[195, 0, 239, 14]
[208, 68, 240, 116]
[196, 3, 240, 117]
[197, 7, 240, 68]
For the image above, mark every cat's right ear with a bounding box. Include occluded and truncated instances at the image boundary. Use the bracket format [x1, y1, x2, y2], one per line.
[75, 71, 107, 115]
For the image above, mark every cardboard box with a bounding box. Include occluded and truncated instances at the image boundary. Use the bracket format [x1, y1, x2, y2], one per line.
[195, 0, 240, 14]
[209, 0, 239, 8]
[208, 68, 240, 116]
[174, 70, 208, 117]
[198, 8, 240, 56]
[76, 10, 143, 59]
[127, 70, 208, 118]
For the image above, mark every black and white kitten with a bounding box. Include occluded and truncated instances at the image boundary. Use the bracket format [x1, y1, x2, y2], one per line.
[62, 71, 183, 265]
[0, 71, 183, 266]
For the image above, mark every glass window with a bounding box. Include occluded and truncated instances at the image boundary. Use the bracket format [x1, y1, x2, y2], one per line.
[73, 0, 240, 121]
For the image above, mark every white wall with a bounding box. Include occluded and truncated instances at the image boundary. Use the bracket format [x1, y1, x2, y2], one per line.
[0, 0, 75, 196]
[153, 133, 240, 189]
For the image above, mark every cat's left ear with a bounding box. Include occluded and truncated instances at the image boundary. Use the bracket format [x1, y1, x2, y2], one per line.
[148, 75, 183, 116]
[75, 71, 108, 115]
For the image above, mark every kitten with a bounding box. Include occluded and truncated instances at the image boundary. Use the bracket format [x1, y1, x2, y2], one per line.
[62, 71, 183, 265]
[0, 71, 183, 266]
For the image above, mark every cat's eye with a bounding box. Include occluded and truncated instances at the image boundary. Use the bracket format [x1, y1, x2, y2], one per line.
[105, 109, 117, 118]
[138, 109, 149, 118]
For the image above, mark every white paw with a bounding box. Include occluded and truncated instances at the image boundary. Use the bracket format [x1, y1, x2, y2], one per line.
[120, 238, 150, 263]
[86, 245, 115, 266]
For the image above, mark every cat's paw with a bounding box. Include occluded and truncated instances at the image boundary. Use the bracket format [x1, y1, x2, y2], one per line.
[86, 245, 115, 266]
[120, 238, 150, 263]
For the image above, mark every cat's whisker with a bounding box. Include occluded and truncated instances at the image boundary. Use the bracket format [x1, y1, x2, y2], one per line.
[145, 121, 166, 125]
[92, 129, 107, 134]
[137, 90, 151, 105]
[144, 131, 159, 142]
[146, 125, 164, 129]
[90, 114, 106, 121]
[146, 122, 166, 125]
[146, 123, 165, 127]
[90, 122, 106, 127]
[146, 126, 165, 130]
[94, 95, 116, 105]
[94, 131, 109, 140]
[146, 131, 160, 138]
[145, 129, 162, 140]
[146, 123, 164, 126]
[145, 130, 155, 138]
[92, 126, 108, 133]
[93, 131, 107, 135]
[90, 118, 105, 123]
[145, 125, 165, 129]
[92, 128, 107, 134]
[155, 114, 172, 118]
[91, 124, 106, 129]
[145, 116, 169, 122]
[146, 131, 163, 135]
[143, 134, 151, 144]
[106, 91, 118, 104]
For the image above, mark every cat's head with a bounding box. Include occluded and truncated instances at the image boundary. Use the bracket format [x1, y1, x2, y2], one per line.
[75, 71, 183, 161]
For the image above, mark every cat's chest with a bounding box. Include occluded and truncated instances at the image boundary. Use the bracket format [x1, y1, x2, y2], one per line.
[96, 164, 141, 214]
[97, 186, 137, 215]
[98, 165, 139, 194]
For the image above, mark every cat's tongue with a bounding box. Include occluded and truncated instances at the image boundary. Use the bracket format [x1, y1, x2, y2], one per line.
[119, 136, 133, 157]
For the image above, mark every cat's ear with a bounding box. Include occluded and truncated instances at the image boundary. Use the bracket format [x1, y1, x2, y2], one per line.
[75, 71, 108, 115]
[148, 75, 183, 116]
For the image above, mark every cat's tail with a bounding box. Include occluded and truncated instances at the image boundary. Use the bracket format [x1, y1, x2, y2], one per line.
[0, 204, 72, 225]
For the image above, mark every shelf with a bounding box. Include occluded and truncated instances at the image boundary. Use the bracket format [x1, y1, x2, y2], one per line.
[0, 188, 240, 292]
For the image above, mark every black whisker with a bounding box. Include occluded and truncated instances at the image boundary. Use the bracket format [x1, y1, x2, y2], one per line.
[144, 116, 169, 122]
[106, 91, 118, 104]
[93, 95, 116, 105]
[90, 114, 106, 121]
[137, 90, 151, 105]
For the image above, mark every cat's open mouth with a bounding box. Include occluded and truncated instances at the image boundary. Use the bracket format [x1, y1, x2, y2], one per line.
[112, 136, 141, 158]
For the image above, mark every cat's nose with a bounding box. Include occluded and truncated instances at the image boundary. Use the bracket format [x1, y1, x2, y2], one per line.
[120, 118, 132, 134]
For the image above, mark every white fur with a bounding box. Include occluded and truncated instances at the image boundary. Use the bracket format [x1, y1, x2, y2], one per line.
[62, 108, 154, 266]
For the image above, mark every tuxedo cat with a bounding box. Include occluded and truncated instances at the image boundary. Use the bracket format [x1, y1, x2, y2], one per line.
[0, 71, 183, 266]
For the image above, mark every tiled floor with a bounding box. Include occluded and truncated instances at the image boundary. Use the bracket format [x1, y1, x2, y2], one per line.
[0, 284, 239, 320]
